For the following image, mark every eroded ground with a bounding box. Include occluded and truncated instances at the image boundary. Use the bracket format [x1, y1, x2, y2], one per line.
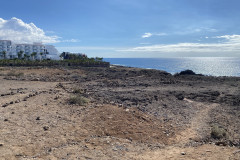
[0, 66, 240, 159]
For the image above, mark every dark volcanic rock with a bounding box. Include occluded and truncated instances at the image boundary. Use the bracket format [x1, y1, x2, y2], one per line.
[176, 94, 184, 100]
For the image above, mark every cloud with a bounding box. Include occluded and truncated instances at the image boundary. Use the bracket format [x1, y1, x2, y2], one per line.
[0, 17, 60, 44]
[139, 42, 151, 45]
[142, 33, 153, 38]
[141, 32, 167, 38]
[155, 33, 167, 36]
[175, 27, 218, 35]
[61, 39, 80, 43]
[215, 35, 240, 43]
[119, 34, 240, 53]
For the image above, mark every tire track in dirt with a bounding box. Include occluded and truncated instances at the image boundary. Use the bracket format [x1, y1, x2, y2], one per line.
[131, 100, 240, 160]
[173, 99, 218, 145]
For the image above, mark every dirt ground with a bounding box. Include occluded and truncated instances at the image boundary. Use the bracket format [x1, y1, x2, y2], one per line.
[0, 66, 240, 159]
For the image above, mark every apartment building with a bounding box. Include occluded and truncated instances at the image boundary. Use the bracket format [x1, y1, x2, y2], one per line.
[0, 40, 12, 58]
[15, 43, 47, 59]
[0, 40, 58, 59]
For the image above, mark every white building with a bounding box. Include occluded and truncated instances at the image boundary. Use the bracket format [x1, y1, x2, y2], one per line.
[14, 43, 47, 59]
[0, 40, 12, 58]
[0, 40, 59, 59]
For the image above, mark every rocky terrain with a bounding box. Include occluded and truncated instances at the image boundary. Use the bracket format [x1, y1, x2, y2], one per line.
[0, 66, 240, 159]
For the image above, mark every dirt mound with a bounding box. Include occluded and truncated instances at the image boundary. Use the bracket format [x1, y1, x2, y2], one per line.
[82, 105, 175, 144]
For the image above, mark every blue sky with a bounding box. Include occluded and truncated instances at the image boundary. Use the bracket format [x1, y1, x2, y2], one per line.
[0, 0, 240, 57]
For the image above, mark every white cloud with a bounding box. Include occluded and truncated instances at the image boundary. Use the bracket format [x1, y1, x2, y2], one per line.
[0, 17, 60, 44]
[139, 42, 151, 45]
[155, 33, 167, 36]
[215, 35, 240, 43]
[142, 32, 153, 38]
[61, 39, 80, 43]
[175, 27, 218, 35]
[119, 34, 240, 53]
[141, 32, 167, 38]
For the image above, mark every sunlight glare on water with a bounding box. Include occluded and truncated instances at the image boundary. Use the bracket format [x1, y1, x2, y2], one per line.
[105, 57, 240, 77]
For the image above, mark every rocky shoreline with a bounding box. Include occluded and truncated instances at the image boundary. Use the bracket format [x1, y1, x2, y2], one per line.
[0, 66, 240, 159]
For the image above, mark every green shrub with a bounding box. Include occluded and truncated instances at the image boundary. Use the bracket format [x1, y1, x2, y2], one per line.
[211, 125, 227, 139]
[68, 95, 89, 106]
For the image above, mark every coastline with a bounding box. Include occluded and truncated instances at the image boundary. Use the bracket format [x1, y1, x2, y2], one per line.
[0, 66, 240, 159]
[105, 57, 240, 77]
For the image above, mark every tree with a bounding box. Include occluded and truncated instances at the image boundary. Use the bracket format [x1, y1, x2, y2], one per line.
[59, 52, 65, 59]
[2, 51, 7, 59]
[95, 57, 103, 62]
[24, 54, 30, 60]
[31, 52, 37, 60]
[60, 52, 88, 60]
[17, 51, 24, 59]
[40, 52, 43, 61]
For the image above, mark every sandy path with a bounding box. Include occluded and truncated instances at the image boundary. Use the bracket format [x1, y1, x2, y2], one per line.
[132, 100, 239, 160]
[174, 99, 218, 145]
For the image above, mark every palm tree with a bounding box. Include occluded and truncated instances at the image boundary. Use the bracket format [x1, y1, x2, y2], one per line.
[24, 54, 30, 60]
[2, 51, 7, 59]
[31, 52, 37, 60]
[40, 52, 43, 61]
[17, 51, 24, 59]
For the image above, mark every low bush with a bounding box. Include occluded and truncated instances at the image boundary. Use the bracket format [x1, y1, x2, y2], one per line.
[211, 124, 227, 139]
[68, 95, 89, 106]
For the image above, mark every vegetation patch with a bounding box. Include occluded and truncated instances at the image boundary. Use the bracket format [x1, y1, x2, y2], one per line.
[68, 94, 89, 106]
[211, 124, 227, 139]
[0, 59, 110, 67]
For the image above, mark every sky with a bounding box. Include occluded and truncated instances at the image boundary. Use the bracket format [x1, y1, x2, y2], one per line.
[0, 0, 240, 58]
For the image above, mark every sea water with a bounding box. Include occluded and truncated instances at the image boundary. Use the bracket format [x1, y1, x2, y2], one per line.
[104, 57, 240, 77]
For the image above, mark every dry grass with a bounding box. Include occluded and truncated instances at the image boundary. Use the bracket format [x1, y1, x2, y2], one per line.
[68, 94, 89, 106]
[211, 124, 227, 139]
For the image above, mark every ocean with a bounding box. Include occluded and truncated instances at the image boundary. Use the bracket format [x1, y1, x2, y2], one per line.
[104, 57, 240, 77]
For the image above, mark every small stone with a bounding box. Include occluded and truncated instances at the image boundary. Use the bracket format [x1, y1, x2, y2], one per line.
[54, 96, 59, 100]
[176, 94, 184, 100]
[2, 103, 8, 107]
[9, 101, 14, 104]
[36, 117, 40, 120]
[181, 152, 186, 155]
[4, 119, 8, 122]
[43, 126, 49, 131]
